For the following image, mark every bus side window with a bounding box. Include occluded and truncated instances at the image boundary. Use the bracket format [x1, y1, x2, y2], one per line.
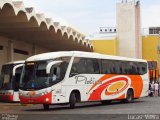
[120, 61, 127, 74]
[129, 62, 137, 75]
[86, 59, 94, 73]
[114, 61, 121, 74]
[70, 58, 100, 77]
[92, 59, 100, 74]
[86, 59, 100, 74]
[101, 59, 109, 74]
[101, 59, 114, 74]
[140, 63, 147, 75]
[70, 58, 87, 77]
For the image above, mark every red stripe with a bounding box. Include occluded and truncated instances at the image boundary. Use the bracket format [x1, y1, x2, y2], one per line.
[0, 95, 13, 102]
[88, 77, 129, 101]
[20, 92, 52, 104]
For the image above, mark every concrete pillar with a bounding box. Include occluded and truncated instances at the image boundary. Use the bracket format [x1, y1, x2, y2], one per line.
[7, 40, 14, 62]
[32, 44, 36, 55]
[116, 0, 141, 58]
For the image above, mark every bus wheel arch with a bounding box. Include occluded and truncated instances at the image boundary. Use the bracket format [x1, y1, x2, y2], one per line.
[69, 90, 81, 109]
[125, 88, 134, 103]
[70, 90, 81, 102]
[43, 104, 50, 110]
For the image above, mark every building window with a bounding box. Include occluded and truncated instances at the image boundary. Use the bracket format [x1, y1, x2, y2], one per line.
[149, 27, 160, 34]
[14, 49, 29, 55]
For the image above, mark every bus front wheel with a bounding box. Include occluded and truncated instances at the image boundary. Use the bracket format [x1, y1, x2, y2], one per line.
[43, 104, 49, 110]
[69, 92, 76, 109]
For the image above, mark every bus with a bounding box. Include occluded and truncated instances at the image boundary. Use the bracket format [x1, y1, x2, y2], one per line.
[0, 61, 24, 102]
[19, 51, 149, 110]
[147, 61, 159, 82]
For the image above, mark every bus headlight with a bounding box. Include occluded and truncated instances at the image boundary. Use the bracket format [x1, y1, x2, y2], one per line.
[45, 98, 49, 102]
[40, 93, 44, 96]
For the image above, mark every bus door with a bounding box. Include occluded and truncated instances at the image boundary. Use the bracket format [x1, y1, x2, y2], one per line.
[47, 60, 70, 103]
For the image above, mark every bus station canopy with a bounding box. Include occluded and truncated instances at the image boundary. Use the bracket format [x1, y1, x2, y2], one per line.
[0, 0, 93, 52]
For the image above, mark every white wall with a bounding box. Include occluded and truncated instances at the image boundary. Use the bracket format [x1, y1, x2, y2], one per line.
[117, 1, 141, 58]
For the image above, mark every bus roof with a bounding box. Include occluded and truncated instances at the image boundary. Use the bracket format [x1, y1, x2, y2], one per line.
[4, 60, 25, 65]
[26, 51, 147, 63]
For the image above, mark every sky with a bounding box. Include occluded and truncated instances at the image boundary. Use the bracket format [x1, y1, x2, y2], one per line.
[13, 0, 160, 35]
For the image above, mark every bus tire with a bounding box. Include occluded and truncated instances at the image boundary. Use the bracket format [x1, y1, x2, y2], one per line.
[69, 92, 76, 109]
[101, 100, 112, 105]
[43, 104, 49, 110]
[125, 89, 134, 103]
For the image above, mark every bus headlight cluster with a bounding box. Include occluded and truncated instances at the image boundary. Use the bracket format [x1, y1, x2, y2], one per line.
[40, 90, 49, 96]
[45, 98, 49, 102]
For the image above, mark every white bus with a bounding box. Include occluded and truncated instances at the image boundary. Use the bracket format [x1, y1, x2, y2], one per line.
[0, 61, 24, 102]
[19, 51, 149, 110]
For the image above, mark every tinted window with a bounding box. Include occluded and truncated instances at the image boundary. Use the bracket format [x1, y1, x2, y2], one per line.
[86, 59, 100, 74]
[102, 60, 114, 74]
[101, 59, 147, 75]
[70, 58, 100, 77]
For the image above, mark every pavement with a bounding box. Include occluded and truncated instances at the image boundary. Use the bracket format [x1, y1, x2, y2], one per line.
[0, 97, 160, 120]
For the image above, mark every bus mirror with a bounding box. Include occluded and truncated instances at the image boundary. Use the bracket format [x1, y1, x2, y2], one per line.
[13, 64, 24, 76]
[46, 61, 63, 74]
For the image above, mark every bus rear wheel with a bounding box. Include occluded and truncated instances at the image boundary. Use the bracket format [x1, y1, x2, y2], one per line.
[69, 92, 76, 109]
[43, 104, 50, 110]
[124, 89, 134, 103]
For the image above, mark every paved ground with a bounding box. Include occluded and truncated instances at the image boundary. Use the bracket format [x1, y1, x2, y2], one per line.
[0, 97, 160, 120]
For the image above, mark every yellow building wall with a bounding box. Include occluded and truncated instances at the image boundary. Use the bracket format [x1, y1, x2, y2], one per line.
[92, 36, 158, 61]
[92, 39, 117, 55]
[142, 35, 158, 61]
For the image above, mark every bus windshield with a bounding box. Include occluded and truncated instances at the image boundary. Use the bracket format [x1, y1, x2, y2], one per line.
[20, 58, 70, 91]
[0, 64, 14, 90]
[0, 64, 23, 91]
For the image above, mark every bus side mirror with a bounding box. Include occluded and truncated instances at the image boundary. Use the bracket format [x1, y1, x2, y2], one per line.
[46, 61, 63, 74]
[13, 64, 24, 76]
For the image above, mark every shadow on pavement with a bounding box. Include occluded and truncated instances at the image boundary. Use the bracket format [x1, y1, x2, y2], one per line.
[24, 100, 144, 112]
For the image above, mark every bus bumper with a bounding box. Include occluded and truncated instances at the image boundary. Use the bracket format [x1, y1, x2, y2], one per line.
[19, 92, 52, 104]
[0, 94, 13, 102]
